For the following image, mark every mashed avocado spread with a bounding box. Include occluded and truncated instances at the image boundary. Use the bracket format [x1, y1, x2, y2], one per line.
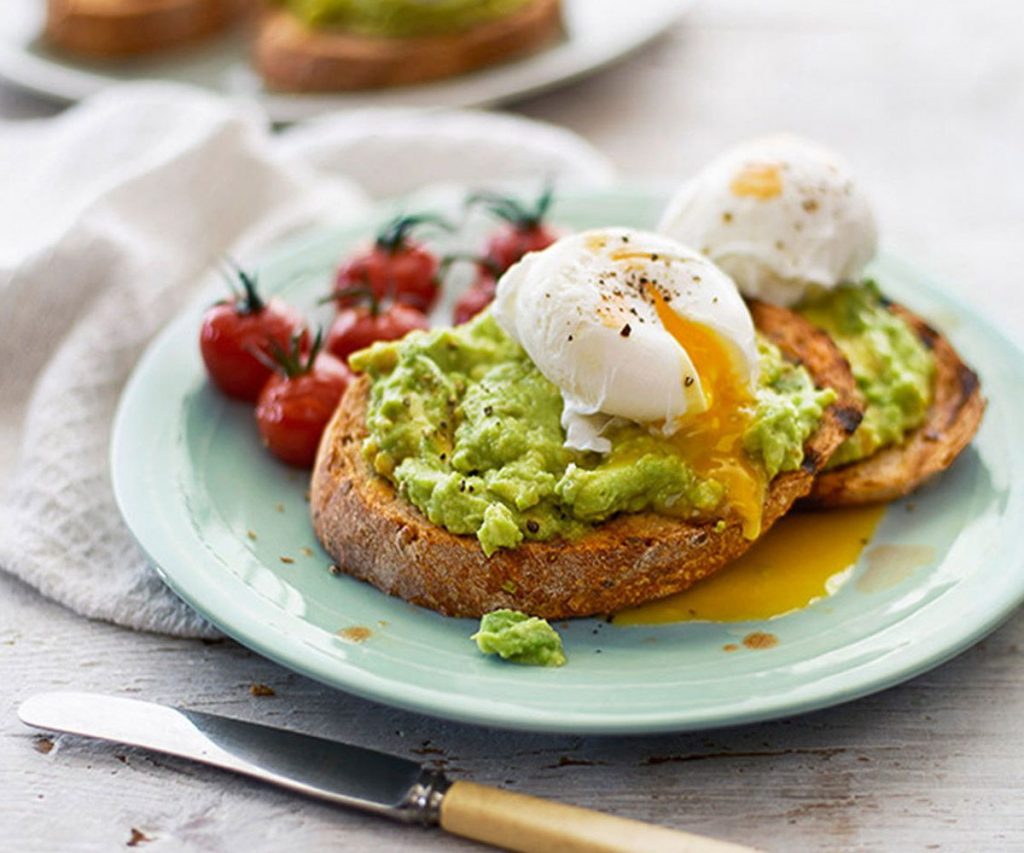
[473, 609, 566, 666]
[798, 281, 934, 469]
[351, 313, 834, 556]
[284, 0, 533, 35]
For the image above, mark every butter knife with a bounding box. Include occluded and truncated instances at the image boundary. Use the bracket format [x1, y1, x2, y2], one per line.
[19, 691, 755, 853]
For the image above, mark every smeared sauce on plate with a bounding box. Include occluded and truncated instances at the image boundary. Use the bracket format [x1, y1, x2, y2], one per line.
[742, 631, 778, 649]
[614, 505, 886, 625]
[338, 626, 372, 643]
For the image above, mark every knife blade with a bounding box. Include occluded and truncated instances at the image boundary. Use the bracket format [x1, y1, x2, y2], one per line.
[18, 691, 445, 822]
[19, 691, 757, 853]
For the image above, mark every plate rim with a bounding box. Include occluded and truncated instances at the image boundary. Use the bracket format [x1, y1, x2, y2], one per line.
[111, 188, 1024, 734]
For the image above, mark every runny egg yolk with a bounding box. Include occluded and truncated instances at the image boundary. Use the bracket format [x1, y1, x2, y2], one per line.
[613, 505, 887, 625]
[646, 284, 766, 539]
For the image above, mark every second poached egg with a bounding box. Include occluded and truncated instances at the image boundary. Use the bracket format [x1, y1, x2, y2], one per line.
[658, 135, 878, 306]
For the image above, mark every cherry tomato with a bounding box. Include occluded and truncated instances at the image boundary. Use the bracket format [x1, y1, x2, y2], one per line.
[467, 185, 559, 273]
[255, 339, 352, 469]
[453, 273, 497, 325]
[334, 214, 450, 312]
[199, 266, 307, 402]
[484, 222, 558, 273]
[326, 302, 429, 361]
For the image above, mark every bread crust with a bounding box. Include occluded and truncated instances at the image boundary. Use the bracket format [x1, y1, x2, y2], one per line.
[254, 0, 565, 92]
[45, 0, 248, 58]
[310, 303, 862, 619]
[802, 302, 985, 507]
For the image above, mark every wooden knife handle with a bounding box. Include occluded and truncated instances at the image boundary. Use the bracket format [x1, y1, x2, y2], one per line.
[438, 780, 758, 853]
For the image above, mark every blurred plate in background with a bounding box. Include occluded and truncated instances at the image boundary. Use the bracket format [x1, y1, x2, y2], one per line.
[0, 0, 688, 121]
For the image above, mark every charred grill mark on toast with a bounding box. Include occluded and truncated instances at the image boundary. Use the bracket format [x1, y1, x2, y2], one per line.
[833, 404, 864, 436]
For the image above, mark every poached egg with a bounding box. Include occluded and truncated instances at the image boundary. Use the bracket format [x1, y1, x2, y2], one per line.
[492, 227, 767, 536]
[658, 135, 877, 306]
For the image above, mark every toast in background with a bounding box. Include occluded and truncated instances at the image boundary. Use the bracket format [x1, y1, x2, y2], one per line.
[45, 0, 250, 59]
[254, 0, 565, 92]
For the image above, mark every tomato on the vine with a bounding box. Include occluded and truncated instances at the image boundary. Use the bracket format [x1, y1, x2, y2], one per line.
[199, 264, 307, 402]
[334, 214, 451, 312]
[445, 257, 498, 326]
[326, 291, 430, 361]
[467, 185, 559, 273]
[453, 277, 497, 325]
[255, 332, 352, 468]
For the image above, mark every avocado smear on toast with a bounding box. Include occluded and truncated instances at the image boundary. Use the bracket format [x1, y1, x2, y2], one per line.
[283, 0, 534, 34]
[798, 281, 935, 469]
[350, 313, 833, 556]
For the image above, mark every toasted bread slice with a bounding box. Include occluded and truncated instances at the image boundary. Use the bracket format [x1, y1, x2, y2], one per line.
[45, 0, 248, 59]
[310, 303, 862, 619]
[254, 0, 565, 92]
[803, 302, 985, 508]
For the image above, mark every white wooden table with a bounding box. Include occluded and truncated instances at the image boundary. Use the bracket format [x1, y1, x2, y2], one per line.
[4, 2, 1023, 850]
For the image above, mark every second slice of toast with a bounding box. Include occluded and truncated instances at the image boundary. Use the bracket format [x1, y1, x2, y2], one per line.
[802, 302, 985, 507]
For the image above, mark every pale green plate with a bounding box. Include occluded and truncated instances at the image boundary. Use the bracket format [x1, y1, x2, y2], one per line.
[111, 188, 1024, 734]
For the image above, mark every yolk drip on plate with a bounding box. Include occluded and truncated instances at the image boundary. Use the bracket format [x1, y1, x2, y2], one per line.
[647, 284, 766, 539]
[614, 504, 886, 625]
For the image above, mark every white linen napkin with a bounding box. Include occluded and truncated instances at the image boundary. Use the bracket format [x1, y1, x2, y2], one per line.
[0, 83, 614, 637]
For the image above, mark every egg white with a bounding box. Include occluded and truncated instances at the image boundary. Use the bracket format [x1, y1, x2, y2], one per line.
[491, 227, 759, 452]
